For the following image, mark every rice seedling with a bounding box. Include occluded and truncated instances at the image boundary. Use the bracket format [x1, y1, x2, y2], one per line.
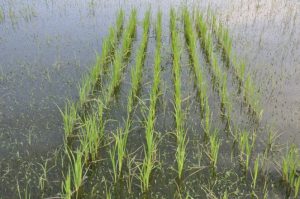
[208, 129, 220, 171]
[116, 9, 125, 39]
[71, 150, 84, 198]
[0, 7, 4, 23]
[62, 168, 72, 199]
[203, 97, 212, 138]
[222, 190, 228, 199]
[294, 176, 300, 198]
[78, 74, 93, 108]
[80, 114, 101, 163]
[238, 130, 256, 173]
[220, 74, 232, 122]
[252, 155, 260, 190]
[109, 128, 128, 183]
[282, 144, 299, 189]
[59, 100, 77, 138]
[139, 11, 162, 193]
[244, 74, 263, 119]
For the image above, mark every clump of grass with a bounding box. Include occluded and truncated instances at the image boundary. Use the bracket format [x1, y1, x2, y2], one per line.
[139, 11, 162, 193]
[171, 8, 188, 181]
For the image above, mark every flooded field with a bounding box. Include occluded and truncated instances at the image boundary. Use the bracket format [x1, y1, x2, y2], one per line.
[0, 0, 299, 198]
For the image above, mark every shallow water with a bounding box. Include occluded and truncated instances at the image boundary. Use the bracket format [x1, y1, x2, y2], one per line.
[0, 0, 299, 197]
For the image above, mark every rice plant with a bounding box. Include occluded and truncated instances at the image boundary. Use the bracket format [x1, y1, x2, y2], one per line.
[139, 11, 162, 193]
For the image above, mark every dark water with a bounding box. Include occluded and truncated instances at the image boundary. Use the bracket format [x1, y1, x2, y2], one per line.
[0, 0, 299, 198]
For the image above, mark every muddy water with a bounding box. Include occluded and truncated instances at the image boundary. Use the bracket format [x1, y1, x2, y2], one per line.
[0, 0, 299, 197]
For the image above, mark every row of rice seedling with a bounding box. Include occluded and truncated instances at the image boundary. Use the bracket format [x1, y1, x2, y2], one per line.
[195, 11, 232, 125]
[60, 9, 137, 198]
[183, 8, 220, 174]
[210, 14, 263, 119]
[139, 11, 162, 193]
[127, 9, 151, 115]
[170, 8, 187, 181]
[60, 10, 125, 140]
[109, 10, 151, 184]
[181, 8, 207, 112]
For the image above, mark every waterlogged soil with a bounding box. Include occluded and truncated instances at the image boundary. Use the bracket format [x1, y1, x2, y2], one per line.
[0, 0, 299, 198]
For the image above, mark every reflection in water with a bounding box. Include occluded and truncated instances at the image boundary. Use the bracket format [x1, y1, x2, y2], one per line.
[0, 0, 299, 197]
